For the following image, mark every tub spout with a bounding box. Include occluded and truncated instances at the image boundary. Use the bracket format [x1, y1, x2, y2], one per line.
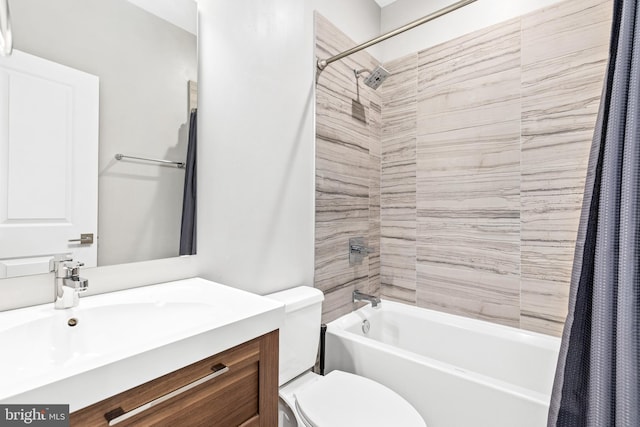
[353, 290, 381, 308]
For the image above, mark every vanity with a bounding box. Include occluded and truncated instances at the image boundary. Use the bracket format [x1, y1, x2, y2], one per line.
[0, 278, 284, 426]
[72, 331, 278, 426]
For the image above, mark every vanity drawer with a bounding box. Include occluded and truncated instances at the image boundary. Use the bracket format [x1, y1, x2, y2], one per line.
[70, 330, 278, 427]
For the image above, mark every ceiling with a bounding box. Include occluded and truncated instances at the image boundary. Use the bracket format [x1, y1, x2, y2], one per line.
[373, 0, 398, 7]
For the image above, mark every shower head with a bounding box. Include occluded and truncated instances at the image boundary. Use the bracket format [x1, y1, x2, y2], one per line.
[354, 66, 390, 89]
[355, 66, 390, 90]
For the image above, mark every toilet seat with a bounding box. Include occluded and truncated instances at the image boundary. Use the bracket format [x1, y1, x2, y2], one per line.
[294, 370, 425, 427]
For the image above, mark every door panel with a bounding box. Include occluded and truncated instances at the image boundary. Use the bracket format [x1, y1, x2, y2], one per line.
[0, 50, 99, 278]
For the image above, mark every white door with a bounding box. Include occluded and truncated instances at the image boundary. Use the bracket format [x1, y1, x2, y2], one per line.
[0, 50, 99, 278]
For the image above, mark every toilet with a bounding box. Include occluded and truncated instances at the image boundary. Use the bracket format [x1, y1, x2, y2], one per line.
[267, 286, 426, 427]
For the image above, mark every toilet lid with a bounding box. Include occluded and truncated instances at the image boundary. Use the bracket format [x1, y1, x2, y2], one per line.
[295, 371, 426, 427]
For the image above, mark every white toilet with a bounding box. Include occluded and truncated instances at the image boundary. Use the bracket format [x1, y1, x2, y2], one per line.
[267, 286, 426, 427]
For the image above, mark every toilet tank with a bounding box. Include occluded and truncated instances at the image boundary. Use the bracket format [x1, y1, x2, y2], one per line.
[266, 286, 324, 386]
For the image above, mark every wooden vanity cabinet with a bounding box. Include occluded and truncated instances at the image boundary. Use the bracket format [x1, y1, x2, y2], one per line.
[70, 330, 278, 427]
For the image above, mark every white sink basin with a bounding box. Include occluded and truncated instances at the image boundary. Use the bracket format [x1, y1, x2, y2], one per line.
[0, 278, 284, 410]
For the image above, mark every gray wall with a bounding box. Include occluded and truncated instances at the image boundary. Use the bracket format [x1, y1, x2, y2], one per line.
[194, 0, 380, 297]
[11, 0, 197, 266]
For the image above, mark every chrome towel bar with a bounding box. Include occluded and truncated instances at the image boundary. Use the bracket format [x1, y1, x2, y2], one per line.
[114, 153, 185, 169]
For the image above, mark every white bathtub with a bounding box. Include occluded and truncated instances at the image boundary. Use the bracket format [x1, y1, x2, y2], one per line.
[325, 300, 560, 427]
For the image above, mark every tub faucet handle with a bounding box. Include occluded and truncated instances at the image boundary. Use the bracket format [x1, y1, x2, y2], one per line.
[349, 237, 374, 265]
[350, 243, 374, 255]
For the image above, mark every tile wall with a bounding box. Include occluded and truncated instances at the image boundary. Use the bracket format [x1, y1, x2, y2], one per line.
[380, 0, 612, 335]
[315, 13, 381, 323]
[519, 0, 613, 333]
[316, 0, 612, 335]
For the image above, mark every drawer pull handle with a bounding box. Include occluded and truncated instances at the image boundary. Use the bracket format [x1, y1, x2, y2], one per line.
[105, 363, 229, 426]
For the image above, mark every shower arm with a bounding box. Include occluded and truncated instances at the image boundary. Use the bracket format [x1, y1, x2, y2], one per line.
[316, 0, 477, 74]
[354, 68, 371, 78]
[0, 0, 11, 57]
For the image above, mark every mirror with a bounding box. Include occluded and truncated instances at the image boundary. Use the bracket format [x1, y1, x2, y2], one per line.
[0, 0, 197, 279]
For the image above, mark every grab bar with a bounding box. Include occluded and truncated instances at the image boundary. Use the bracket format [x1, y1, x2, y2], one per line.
[114, 153, 185, 168]
[105, 363, 229, 425]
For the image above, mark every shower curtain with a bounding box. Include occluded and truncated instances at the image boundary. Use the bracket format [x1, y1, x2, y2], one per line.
[179, 109, 197, 256]
[548, 1, 639, 426]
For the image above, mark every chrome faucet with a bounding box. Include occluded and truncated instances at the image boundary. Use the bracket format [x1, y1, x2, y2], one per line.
[50, 256, 89, 309]
[353, 290, 381, 308]
[349, 237, 374, 266]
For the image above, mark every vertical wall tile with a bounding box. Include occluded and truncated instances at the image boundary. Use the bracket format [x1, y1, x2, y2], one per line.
[520, 0, 612, 335]
[315, 13, 382, 323]
[317, 0, 611, 335]
[415, 19, 522, 328]
[381, 53, 418, 304]
[369, 101, 382, 298]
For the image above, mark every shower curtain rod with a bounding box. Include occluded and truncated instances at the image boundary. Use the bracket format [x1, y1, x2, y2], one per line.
[316, 0, 478, 73]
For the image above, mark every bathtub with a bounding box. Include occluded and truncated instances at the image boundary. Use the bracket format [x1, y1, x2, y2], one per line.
[325, 300, 560, 427]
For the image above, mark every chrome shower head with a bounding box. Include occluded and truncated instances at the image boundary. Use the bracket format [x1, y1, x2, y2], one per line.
[355, 66, 390, 90]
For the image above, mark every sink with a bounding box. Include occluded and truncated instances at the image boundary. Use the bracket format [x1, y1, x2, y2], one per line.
[0, 278, 284, 410]
[3, 303, 215, 368]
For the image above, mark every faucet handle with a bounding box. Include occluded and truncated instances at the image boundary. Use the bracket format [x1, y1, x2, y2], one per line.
[49, 254, 73, 272]
[74, 277, 89, 292]
[69, 262, 84, 277]
[350, 244, 374, 255]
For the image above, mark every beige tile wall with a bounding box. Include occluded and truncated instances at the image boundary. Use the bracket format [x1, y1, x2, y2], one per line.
[315, 0, 611, 335]
[415, 19, 522, 328]
[315, 13, 382, 323]
[380, 0, 612, 335]
[520, 0, 613, 334]
[380, 54, 418, 304]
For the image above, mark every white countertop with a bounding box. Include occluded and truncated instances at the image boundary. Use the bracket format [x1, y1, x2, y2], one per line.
[0, 277, 284, 411]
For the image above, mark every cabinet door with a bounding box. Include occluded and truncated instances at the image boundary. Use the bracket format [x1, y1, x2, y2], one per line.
[70, 330, 278, 427]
